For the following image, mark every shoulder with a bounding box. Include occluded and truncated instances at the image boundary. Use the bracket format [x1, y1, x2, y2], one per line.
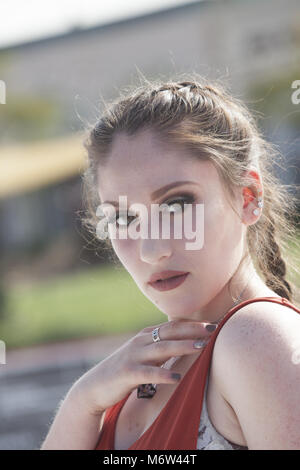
[215, 298, 300, 356]
[213, 299, 300, 449]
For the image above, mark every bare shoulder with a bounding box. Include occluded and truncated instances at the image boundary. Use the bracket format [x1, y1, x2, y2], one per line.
[215, 298, 300, 355]
[213, 298, 300, 387]
[212, 298, 300, 449]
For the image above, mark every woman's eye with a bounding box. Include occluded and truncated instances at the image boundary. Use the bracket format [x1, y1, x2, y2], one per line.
[163, 195, 195, 215]
[107, 195, 195, 229]
[116, 213, 137, 227]
[164, 198, 187, 213]
[107, 212, 137, 228]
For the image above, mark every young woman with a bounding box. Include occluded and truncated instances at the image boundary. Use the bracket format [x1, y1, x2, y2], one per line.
[41, 74, 300, 450]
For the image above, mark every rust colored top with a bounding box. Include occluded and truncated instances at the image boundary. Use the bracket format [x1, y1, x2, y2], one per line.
[95, 297, 300, 450]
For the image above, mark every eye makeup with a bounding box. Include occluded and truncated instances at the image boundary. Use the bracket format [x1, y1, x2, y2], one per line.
[106, 191, 197, 228]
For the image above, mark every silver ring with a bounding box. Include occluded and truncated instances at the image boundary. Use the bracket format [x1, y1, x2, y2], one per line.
[152, 327, 161, 342]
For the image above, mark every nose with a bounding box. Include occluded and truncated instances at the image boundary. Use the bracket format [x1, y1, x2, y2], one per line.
[139, 237, 172, 264]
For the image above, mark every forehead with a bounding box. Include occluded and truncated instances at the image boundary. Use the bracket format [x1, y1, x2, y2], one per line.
[97, 129, 223, 202]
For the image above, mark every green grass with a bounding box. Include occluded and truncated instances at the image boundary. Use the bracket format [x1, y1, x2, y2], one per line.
[1, 264, 166, 349]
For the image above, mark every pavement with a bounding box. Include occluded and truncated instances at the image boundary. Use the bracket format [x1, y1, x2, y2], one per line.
[0, 332, 134, 375]
[0, 332, 134, 450]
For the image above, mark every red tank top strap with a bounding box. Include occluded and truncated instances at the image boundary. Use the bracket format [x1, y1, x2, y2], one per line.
[214, 296, 300, 331]
[95, 296, 300, 450]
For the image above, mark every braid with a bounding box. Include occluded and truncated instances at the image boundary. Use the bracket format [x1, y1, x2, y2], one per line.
[257, 216, 293, 300]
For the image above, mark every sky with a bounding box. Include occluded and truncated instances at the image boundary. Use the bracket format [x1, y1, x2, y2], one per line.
[0, 0, 202, 48]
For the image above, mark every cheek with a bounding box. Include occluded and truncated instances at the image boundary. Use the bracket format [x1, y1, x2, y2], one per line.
[202, 201, 243, 266]
[111, 237, 137, 269]
[194, 201, 231, 260]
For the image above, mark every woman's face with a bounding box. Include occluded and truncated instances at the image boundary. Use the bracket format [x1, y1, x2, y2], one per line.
[97, 128, 248, 322]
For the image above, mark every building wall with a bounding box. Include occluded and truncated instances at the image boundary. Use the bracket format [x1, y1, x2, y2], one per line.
[1, 0, 299, 126]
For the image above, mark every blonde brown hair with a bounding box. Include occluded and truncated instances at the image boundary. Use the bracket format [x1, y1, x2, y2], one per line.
[81, 72, 300, 306]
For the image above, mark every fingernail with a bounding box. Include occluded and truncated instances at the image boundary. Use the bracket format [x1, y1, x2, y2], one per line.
[171, 373, 181, 381]
[194, 339, 208, 349]
[205, 324, 217, 332]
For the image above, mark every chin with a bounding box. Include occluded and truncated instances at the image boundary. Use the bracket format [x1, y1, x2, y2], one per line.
[161, 299, 200, 320]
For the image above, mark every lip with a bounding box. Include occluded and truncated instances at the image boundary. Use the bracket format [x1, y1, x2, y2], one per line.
[148, 270, 190, 283]
[148, 272, 190, 292]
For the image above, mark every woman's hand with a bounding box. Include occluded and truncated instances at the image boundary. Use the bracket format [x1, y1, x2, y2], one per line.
[72, 319, 217, 415]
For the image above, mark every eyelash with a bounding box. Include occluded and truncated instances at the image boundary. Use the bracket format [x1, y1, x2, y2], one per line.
[107, 193, 196, 228]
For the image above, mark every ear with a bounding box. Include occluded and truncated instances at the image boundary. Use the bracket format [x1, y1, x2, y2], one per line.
[241, 170, 264, 226]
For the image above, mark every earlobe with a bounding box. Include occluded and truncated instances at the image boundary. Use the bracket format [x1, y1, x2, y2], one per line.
[241, 195, 264, 226]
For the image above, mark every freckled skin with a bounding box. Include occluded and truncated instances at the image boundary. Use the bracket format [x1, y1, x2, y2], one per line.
[97, 128, 277, 325]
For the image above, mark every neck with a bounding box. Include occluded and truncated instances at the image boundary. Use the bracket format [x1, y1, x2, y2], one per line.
[176, 261, 274, 325]
[161, 263, 278, 379]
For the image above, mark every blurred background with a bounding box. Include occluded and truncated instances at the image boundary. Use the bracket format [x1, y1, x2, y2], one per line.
[0, 0, 299, 450]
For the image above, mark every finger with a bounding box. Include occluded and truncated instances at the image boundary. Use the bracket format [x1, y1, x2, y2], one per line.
[147, 320, 217, 343]
[135, 365, 183, 385]
[141, 318, 199, 333]
[141, 338, 210, 364]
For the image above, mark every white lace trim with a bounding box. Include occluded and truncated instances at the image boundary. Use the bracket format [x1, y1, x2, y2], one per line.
[196, 380, 242, 450]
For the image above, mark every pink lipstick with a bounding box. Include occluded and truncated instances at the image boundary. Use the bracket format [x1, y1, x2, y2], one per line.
[148, 272, 189, 292]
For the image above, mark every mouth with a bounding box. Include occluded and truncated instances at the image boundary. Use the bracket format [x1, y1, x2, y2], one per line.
[148, 273, 190, 292]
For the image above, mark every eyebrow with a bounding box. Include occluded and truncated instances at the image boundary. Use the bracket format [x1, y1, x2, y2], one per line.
[102, 180, 199, 207]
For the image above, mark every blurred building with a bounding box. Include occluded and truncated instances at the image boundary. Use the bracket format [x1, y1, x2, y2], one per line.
[0, 0, 299, 283]
[0, 134, 95, 284]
